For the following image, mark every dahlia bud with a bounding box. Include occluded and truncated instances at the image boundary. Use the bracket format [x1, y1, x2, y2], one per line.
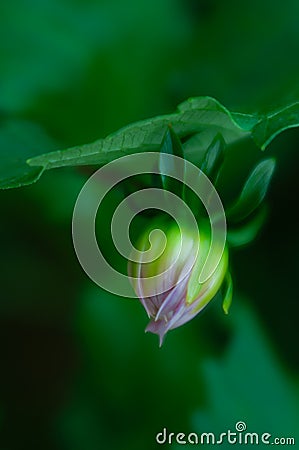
[128, 221, 228, 346]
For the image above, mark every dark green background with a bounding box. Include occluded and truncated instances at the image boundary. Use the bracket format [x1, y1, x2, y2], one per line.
[0, 1, 299, 449]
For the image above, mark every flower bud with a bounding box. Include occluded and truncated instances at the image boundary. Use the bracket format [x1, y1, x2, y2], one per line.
[128, 220, 228, 346]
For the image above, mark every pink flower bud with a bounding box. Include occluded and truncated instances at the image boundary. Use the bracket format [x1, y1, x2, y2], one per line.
[128, 221, 228, 346]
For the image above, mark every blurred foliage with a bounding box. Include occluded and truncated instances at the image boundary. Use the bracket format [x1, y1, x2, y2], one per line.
[0, 0, 299, 449]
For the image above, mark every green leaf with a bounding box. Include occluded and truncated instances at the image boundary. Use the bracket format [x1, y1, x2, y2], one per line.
[27, 97, 248, 172]
[0, 120, 57, 189]
[231, 112, 260, 131]
[226, 158, 276, 222]
[252, 102, 299, 150]
[222, 272, 233, 314]
[1, 97, 299, 190]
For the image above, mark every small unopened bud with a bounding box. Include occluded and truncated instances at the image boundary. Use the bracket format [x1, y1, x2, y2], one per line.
[128, 221, 228, 346]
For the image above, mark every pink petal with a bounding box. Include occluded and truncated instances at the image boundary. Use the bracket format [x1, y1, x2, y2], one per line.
[155, 275, 188, 321]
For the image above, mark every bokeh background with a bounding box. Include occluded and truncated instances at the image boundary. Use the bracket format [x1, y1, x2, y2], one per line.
[1, 0, 299, 449]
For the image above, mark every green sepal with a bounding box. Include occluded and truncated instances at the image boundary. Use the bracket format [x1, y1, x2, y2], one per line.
[226, 158, 276, 222]
[186, 232, 229, 308]
[222, 272, 233, 315]
[227, 205, 268, 247]
[159, 126, 185, 198]
[182, 134, 226, 219]
[200, 133, 225, 182]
